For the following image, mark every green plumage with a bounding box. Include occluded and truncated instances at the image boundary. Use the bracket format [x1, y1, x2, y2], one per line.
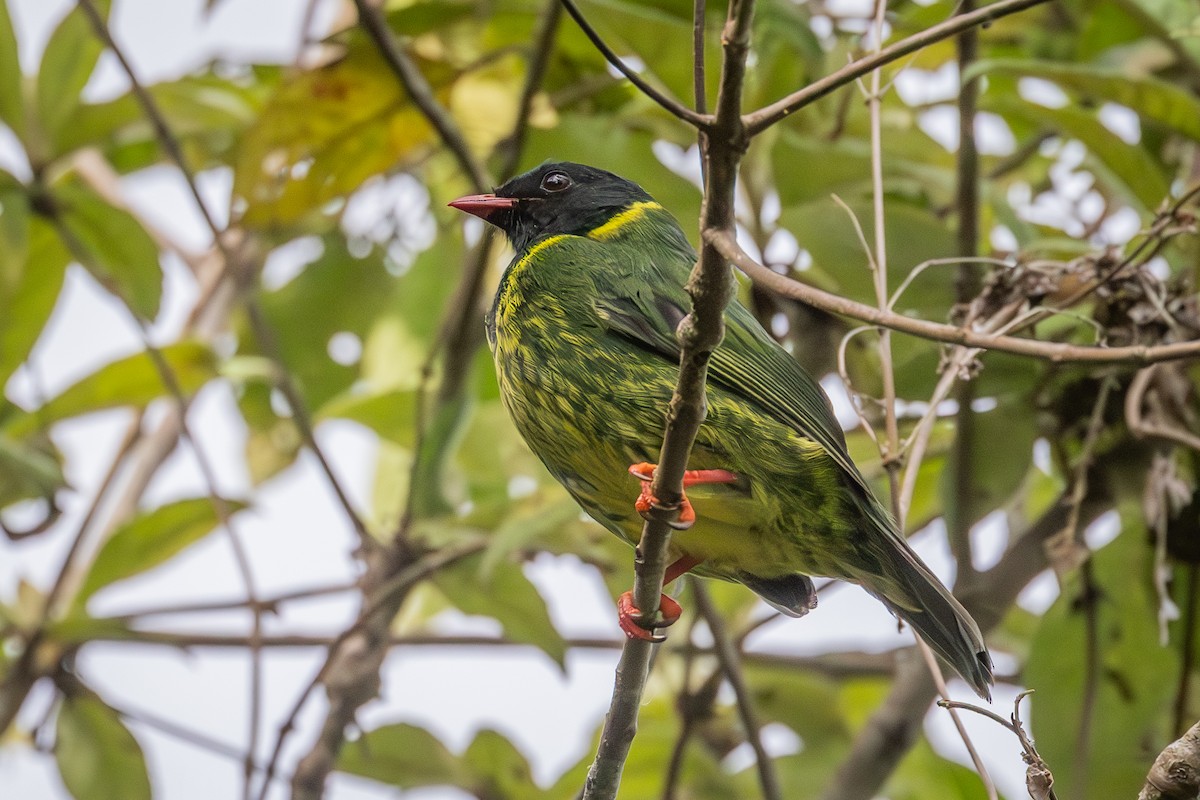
[454, 162, 992, 698]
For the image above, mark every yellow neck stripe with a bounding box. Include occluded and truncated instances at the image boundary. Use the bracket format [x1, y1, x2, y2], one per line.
[587, 201, 662, 240]
[516, 234, 569, 270]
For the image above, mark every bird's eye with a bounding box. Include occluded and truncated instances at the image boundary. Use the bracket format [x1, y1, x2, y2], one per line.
[541, 171, 571, 192]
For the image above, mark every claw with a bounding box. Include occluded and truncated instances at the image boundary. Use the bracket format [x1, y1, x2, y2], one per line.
[628, 462, 739, 530]
[617, 590, 683, 642]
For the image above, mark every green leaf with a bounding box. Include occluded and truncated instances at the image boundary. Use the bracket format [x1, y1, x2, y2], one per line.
[0, 0, 24, 140]
[233, 41, 449, 228]
[971, 58, 1200, 143]
[0, 434, 65, 507]
[778, 197, 957, 319]
[316, 388, 417, 447]
[434, 552, 567, 667]
[0, 190, 67, 386]
[988, 97, 1169, 211]
[55, 693, 151, 800]
[249, 236, 395, 410]
[36, 2, 111, 159]
[885, 738, 989, 800]
[1025, 516, 1179, 799]
[941, 404, 1036, 532]
[337, 722, 466, 788]
[53, 177, 163, 319]
[75, 497, 246, 607]
[462, 729, 543, 799]
[0, 341, 217, 438]
[0, 172, 30, 291]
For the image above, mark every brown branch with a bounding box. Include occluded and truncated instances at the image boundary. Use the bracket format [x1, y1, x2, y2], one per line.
[581, 0, 754, 795]
[272, 540, 485, 800]
[1139, 720, 1200, 800]
[948, 0, 981, 587]
[497, 0, 562, 180]
[939, 691, 1058, 800]
[557, 0, 711, 128]
[242, 301, 376, 552]
[743, 0, 1052, 135]
[352, 0, 491, 191]
[708, 231, 1200, 364]
[1126, 366, 1200, 453]
[691, 580, 782, 800]
[75, 0, 224, 244]
[74, 628, 908, 678]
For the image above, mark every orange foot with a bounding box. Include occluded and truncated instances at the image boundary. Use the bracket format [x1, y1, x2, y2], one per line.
[616, 555, 703, 642]
[627, 462, 740, 530]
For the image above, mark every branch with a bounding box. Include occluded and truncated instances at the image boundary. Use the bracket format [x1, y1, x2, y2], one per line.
[1139, 720, 1200, 800]
[947, 0, 982, 586]
[557, 0, 711, 128]
[692, 580, 782, 800]
[352, 0, 491, 191]
[708, 230, 1200, 364]
[581, 0, 754, 795]
[743, 0, 1052, 135]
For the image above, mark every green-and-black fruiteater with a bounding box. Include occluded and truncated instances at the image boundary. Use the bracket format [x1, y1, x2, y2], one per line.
[450, 162, 993, 699]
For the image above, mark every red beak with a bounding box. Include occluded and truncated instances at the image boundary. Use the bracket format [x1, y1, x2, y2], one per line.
[448, 193, 516, 223]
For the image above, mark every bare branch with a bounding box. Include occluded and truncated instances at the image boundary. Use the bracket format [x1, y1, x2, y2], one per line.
[352, 0, 492, 191]
[557, 0, 711, 128]
[582, 0, 755, 794]
[743, 0, 1053, 135]
[708, 230, 1200, 365]
[691, 580, 782, 800]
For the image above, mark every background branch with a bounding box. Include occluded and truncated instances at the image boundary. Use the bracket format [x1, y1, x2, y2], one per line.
[710, 231, 1200, 364]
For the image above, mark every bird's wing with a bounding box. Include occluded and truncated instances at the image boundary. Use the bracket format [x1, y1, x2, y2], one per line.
[595, 272, 869, 495]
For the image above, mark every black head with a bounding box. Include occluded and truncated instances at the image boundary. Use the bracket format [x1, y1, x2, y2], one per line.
[449, 162, 653, 253]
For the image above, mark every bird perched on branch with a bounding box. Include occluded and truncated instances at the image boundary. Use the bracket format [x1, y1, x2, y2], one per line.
[450, 162, 993, 699]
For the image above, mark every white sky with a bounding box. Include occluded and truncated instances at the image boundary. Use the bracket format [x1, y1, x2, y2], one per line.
[0, 2, 1052, 798]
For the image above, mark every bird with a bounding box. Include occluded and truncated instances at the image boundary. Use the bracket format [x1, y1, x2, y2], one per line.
[450, 161, 993, 699]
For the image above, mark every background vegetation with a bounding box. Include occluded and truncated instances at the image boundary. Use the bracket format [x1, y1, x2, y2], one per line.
[1, 0, 1200, 798]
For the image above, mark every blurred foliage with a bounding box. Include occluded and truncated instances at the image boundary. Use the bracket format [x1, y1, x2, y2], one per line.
[0, 0, 1199, 798]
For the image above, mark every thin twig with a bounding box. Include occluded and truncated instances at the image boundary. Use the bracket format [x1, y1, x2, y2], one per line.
[707, 230, 1200, 364]
[243, 301, 376, 552]
[939, 691, 1058, 800]
[108, 580, 360, 621]
[864, 0, 901, 513]
[691, 580, 782, 800]
[581, 0, 755, 794]
[557, 0, 710, 128]
[916, 639, 997, 800]
[1126, 366, 1200, 453]
[75, 0, 225, 244]
[743, 0, 1053, 134]
[948, 0, 981, 587]
[0, 416, 142, 736]
[497, 0, 563, 181]
[260, 540, 486, 800]
[352, 0, 491, 191]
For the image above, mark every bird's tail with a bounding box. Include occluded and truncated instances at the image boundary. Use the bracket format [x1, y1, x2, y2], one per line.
[861, 516, 993, 699]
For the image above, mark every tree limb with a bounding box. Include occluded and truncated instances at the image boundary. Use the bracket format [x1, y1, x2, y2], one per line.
[580, 0, 754, 795]
[708, 230, 1200, 365]
[557, 0, 711, 128]
[742, 0, 1052, 135]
